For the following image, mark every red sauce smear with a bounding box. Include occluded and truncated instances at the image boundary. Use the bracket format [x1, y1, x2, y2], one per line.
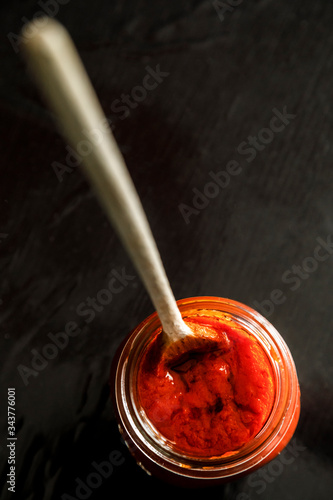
[137, 316, 275, 457]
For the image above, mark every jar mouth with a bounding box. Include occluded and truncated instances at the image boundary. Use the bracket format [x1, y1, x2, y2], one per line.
[116, 297, 300, 478]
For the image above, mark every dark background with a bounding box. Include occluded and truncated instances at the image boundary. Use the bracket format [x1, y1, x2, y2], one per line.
[1, 1, 332, 499]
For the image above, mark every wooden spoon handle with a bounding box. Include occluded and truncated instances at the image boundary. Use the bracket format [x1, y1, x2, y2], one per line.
[22, 18, 190, 340]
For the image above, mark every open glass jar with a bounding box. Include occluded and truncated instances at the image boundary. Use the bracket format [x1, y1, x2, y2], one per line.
[111, 297, 300, 487]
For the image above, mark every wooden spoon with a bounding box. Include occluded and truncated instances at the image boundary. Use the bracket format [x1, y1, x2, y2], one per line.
[21, 18, 218, 364]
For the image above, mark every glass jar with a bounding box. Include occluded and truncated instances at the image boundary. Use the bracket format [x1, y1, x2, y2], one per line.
[110, 296, 300, 487]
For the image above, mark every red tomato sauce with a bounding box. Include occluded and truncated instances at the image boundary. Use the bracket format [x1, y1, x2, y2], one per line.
[137, 316, 275, 457]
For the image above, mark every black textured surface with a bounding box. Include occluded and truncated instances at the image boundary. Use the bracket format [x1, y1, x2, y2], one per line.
[1, 1, 333, 499]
